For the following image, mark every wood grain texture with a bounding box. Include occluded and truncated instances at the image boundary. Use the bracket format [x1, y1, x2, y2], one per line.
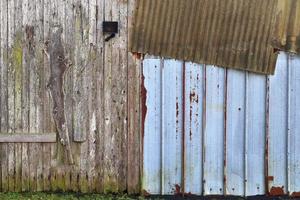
[36, 0, 45, 191]
[127, 0, 141, 193]
[7, 0, 15, 191]
[0, 0, 2, 191]
[0, 0, 9, 192]
[42, 0, 54, 192]
[1, 0, 9, 192]
[0, 0, 141, 193]
[87, 0, 97, 192]
[0, 134, 56, 143]
[94, 0, 105, 193]
[21, 0, 31, 191]
[103, 0, 120, 193]
[14, 0, 23, 192]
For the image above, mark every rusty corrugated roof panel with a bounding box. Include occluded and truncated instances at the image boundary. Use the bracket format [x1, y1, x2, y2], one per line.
[130, 0, 299, 75]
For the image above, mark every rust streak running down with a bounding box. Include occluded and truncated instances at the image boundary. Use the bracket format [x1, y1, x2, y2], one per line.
[141, 69, 147, 142]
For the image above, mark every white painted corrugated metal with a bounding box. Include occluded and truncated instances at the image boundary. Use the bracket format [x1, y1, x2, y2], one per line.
[142, 52, 300, 197]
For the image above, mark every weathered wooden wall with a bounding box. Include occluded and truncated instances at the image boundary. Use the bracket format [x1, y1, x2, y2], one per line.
[0, 0, 141, 193]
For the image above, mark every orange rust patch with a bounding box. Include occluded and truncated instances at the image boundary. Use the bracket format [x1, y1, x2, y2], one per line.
[269, 186, 284, 196]
[267, 176, 274, 181]
[173, 184, 192, 197]
[292, 192, 300, 197]
[132, 52, 143, 60]
[174, 184, 181, 195]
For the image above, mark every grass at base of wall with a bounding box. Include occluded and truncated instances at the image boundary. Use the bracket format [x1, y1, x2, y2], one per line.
[0, 192, 144, 200]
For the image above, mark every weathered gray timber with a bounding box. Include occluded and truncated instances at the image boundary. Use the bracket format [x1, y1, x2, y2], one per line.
[0, 0, 141, 193]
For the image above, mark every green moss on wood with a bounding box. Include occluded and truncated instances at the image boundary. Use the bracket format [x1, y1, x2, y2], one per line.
[12, 31, 23, 68]
[79, 172, 89, 193]
[0, 192, 141, 200]
[103, 179, 119, 194]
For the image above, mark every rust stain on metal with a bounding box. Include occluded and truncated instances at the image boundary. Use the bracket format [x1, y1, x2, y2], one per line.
[47, 25, 74, 164]
[132, 52, 143, 60]
[189, 105, 192, 139]
[173, 184, 193, 197]
[141, 69, 147, 142]
[176, 101, 179, 124]
[291, 192, 300, 197]
[267, 176, 274, 181]
[189, 91, 199, 103]
[188, 91, 198, 140]
[174, 184, 181, 195]
[269, 186, 285, 196]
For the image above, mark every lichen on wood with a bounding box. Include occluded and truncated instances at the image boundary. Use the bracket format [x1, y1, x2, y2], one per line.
[46, 25, 74, 164]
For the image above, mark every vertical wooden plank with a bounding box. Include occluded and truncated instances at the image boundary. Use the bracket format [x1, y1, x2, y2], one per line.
[0, 0, 9, 192]
[42, 0, 52, 192]
[184, 62, 204, 195]
[103, 0, 125, 193]
[87, 0, 97, 192]
[73, 0, 88, 143]
[35, 0, 44, 192]
[288, 54, 300, 196]
[268, 52, 288, 194]
[127, 0, 141, 194]
[225, 70, 246, 196]
[204, 66, 225, 195]
[7, 0, 15, 191]
[94, 0, 105, 193]
[14, 0, 23, 192]
[61, 0, 75, 191]
[73, 0, 87, 192]
[21, 0, 32, 191]
[103, 0, 113, 192]
[245, 73, 266, 196]
[28, 0, 38, 190]
[142, 59, 161, 194]
[113, 0, 128, 192]
[42, 0, 54, 192]
[64, 0, 77, 193]
[78, 0, 89, 193]
[49, 1, 58, 191]
[161, 60, 183, 194]
[0, 0, 2, 190]
[81, 0, 89, 193]
[60, 0, 72, 191]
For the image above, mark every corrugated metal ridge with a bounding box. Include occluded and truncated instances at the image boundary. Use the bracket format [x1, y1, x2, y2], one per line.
[130, 0, 299, 75]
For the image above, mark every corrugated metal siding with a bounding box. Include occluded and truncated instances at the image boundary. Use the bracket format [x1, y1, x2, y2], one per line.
[142, 52, 300, 197]
[131, 0, 300, 75]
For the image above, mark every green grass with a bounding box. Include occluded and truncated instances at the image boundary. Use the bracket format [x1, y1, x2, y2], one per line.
[0, 193, 143, 200]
